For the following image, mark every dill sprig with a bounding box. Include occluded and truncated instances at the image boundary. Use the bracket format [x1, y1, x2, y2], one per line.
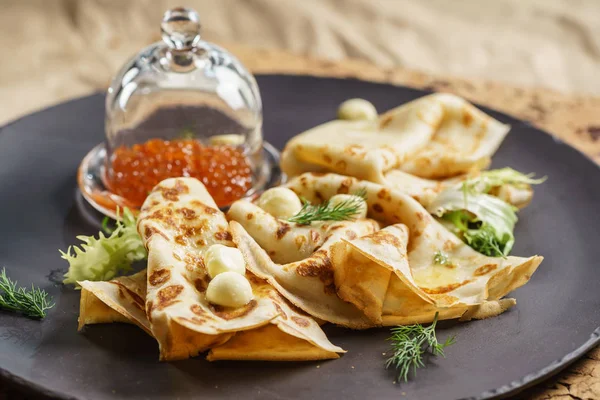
[385, 313, 455, 382]
[287, 188, 368, 225]
[0, 268, 54, 319]
[463, 225, 505, 258]
[433, 251, 450, 265]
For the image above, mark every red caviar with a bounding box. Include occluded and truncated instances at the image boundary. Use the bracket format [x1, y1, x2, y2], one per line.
[106, 139, 252, 208]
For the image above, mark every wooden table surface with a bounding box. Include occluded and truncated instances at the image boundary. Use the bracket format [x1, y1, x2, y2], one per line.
[1, 45, 599, 400]
[225, 45, 600, 400]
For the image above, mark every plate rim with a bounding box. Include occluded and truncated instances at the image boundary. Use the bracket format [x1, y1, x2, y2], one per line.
[0, 74, 599, 400]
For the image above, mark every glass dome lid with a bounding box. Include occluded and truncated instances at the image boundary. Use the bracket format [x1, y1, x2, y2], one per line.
[78, 7, 281, 219]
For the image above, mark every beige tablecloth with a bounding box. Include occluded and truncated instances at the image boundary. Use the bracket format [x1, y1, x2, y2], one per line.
[1, 0, 600, 125]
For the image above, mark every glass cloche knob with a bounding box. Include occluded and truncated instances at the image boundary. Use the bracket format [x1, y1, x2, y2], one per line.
[161, 8, 201, 50]
[77, 7, 281, 220]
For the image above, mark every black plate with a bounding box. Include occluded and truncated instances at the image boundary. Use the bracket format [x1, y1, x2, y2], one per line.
[0, 75, 599, 400]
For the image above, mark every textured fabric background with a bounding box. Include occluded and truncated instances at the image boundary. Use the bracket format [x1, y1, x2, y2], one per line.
[1, 0, 599, 125]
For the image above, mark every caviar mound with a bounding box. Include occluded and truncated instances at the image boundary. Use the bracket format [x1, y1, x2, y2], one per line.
[106, 139, 252, 208]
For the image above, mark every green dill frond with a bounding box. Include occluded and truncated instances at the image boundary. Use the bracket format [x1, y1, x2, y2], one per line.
[0, 268, 54, 319]
[287, 188, 367, 225]
[433, 251, 449, 265]
[385, 313, 455, 382]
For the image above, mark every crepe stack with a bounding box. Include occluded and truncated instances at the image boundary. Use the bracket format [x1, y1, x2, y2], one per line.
[280, 93, 533, 208]
[78, 178, 344, 361]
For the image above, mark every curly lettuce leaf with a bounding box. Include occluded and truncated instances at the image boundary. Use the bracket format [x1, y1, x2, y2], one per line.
[428, 189, 518, 257]
[61, 208, 147, 285]
[462, 167, 546, 198]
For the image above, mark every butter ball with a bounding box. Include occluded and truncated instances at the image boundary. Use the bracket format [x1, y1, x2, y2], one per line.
[257, 187, 303, 219]
[329, 194, 368, 219]
[205, 244, 246, 279]
[206, 271, 254, 308]
[337, 98, 378, 121]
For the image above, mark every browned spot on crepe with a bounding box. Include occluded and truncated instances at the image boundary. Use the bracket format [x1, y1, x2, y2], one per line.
[296, 250, 335, 293]
[190, 304, 205, 316]
[310, 230, 320, 243]
[292, 316, 310, 327]
[273, 302, 287, 319]
[345, 144, 365, 156]
[379, 113, 394, 129]
[184, 253, 205, 272]
[178, 316, 206, 325]
[294, 234, 307, 249]
[276, 222, 291, 239]
[300, 176, 308, 187]
[373, 203, 384, 213]
[189, 200, 218, 215]
[149, 268, 171, 286]
[144, 226, 168, 241]
[587, 126, 600, 141]
[176, 207, 196, 220]
[422, 280, 472, 294]
[157, 285, 184, 309]
[194, 277, 209, 292]
[158, 180, 189, 201]
[368, 230, 402, 247]
[314, 191, 324, 202]
[210, 300, 258, 320]
[474, 264, 497, 276]
[146, 301, 154, 323]
[214, 230, 232, 241]
[377, 188, 390, 200]
[337, 178, 354, 194]
[463, 109, 474, 127]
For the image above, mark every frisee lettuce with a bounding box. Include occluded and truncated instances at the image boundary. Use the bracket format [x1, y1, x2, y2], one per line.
[60, 208, 146, 285]
[461, 167, 546, 200]
[428, 189, 518, 257]
[428, 168, 545, 257]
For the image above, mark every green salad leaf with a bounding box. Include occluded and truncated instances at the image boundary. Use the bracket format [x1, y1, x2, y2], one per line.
[428, 189, 518, 257]
[428, 167, 545, 257]
[60, 208, 147, 285]
[461, 167, 546, 200]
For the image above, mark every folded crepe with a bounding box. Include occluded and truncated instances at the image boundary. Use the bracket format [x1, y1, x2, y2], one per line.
[280, 93, 534, 208]
[80, 177, 342, 361]
[281, 173, 542, 325]
[227, 199, 381, 264]
[78, 270, 151, 335]
[230, 216, 377, 329]
[281, 93, 510, 181]
[79, 268, 343, 361]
